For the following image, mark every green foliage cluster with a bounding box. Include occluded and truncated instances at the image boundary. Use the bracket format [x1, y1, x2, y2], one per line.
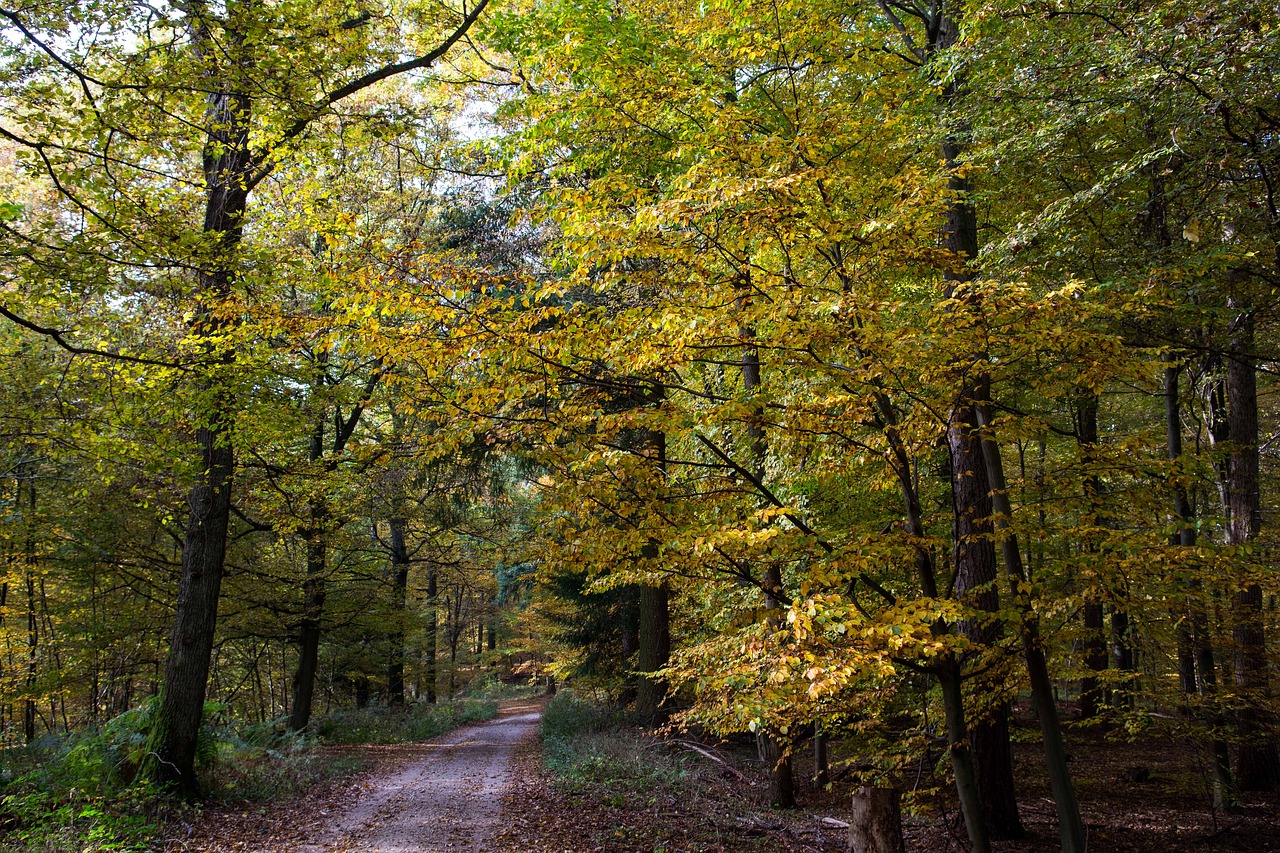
[3, 699, 222, 795]
[463, 674, 544, 702]
[0, 789, 157, 853]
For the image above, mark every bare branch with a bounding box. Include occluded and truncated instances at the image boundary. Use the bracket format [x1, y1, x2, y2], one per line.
[0, 304, 186, 368]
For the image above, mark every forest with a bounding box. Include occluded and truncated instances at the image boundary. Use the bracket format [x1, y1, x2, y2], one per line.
[0, 0, 1278, 851]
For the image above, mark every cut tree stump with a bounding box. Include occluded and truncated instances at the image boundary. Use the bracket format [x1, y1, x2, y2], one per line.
[847, 787, 905, 853]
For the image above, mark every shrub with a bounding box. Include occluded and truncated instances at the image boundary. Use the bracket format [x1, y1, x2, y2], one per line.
[540, 690, 617, 743]
[465, 674, 543, 701]
[0, 700, 237, 851]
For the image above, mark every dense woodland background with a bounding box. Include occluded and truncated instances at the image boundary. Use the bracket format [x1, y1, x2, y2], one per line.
[1, 0, 1278, 851]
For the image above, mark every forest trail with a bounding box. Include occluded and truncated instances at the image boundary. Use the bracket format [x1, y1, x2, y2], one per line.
[297, 699, 542, 853]
[169, 698, 543, 853]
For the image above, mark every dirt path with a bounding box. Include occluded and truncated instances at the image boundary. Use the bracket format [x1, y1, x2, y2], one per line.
[170, 699, 542, 853]
[296, 700, 542, 853]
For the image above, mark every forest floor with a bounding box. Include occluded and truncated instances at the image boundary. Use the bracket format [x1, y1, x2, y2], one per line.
[488, 705, 1280, 853]
[165, 698, 542, 852]
[974, 715, 1280, 853]
[161, 698, 1280, 853]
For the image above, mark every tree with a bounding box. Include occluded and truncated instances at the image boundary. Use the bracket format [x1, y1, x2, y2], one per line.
[484, 0, 1043, 835]
[1, 0, 489, 794]
[967, 0, 1280, 792]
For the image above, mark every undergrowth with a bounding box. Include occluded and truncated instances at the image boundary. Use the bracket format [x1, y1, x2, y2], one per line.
[0, 699, 207, 852]
[314, 697, 497, 744]
[465, 674, 545, 702]
[0, 697, 494, 851]
[539, 690, 688, 794]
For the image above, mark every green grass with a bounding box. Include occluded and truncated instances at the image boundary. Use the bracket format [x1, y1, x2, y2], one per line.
[539, 691, 687, 794]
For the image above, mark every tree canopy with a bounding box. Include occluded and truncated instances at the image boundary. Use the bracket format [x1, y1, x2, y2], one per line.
[1, 0, 1278, 847]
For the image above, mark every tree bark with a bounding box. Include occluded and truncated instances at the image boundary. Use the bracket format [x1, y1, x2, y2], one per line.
[814, 731, 830, 787]
[764, 726, 796, 808]
[23, 476, 37, 743]
[974, 403, 1086, 853]
[141, 419, 235, 796]
[939, 658, 991, 853]
[289, 494, 328, 732]
[387, 515, 410, 707]
[137, 8, 250, 791]
[635, 580, 670, 725]
[915, 3, 1018, 839]
[423, 567, 438, 704]
[1225, 307, 1280, 790]
[636, 427, 670, 727]
[873, 393, 989, 853]
[847, 788, 906, 853]
[948, 404, 1023, 839]
[1075, 392, 1110, 721]
[1110, 609, 1135, 709]
[1080, 602, 1108, 719]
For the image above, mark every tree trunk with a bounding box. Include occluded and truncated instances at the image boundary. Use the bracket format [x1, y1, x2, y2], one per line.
[1110, 608, 1135, 709]
[139, 22, 250, 793]
[289, 499, 327, 732]
[1080, 602, 1108, 719]
[737, 316, 794, 807]
[974, 402, 1086, 853]
[875, 394, 989, 853]
[1075, 392, 1109, 721]
[636, 426, 670, 727]
[948, 403, 1023, 839]
[1193, 605, 1234, 809]
[1225, 308, 1280, 790]
[814, 731, 829, 787]
[924, 3, 1021, 838]
[764, 729, 795, 809]
[423, 568, 438, 704]
[141, 422, 234, 796]
[22, 476, 37, 743]
[847, 788, 905, 853]
[635, 581, 670, 725]
[760, 559, 794, 808]
[939, 658, 991, 853]
[387, 516, 410, 707]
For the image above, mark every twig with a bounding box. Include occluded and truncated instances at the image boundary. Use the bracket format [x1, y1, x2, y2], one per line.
[668, 739, 749, 781]
[1196, 818, 1246, 843]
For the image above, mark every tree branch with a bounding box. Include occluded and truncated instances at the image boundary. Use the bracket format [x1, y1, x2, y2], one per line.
[246, 0, 491, 191]
[0, 304, 186, 368]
